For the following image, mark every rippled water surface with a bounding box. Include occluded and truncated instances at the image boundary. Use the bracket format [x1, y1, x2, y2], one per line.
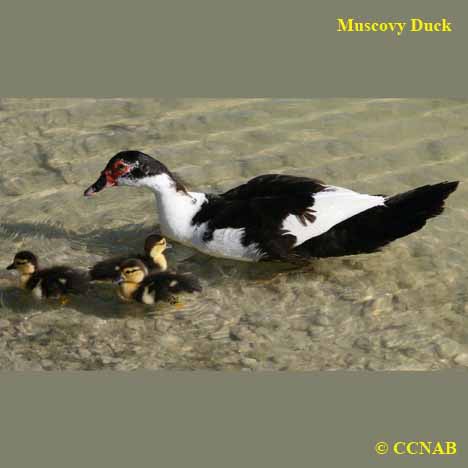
[0, 98, 467, 370]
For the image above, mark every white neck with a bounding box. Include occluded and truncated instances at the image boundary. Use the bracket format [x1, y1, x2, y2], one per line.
[138, 173, 207, 243]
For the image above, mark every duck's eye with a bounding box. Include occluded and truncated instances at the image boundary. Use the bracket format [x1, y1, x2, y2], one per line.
[116, 163, 126, 170]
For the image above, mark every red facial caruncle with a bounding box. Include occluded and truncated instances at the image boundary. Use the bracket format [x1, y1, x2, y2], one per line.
[84, 159, 133, 196]
[104, 159, 132, 186]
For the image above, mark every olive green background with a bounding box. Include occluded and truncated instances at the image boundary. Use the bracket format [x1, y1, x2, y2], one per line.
[0, 0, 465, 97]
[0, 373, 466, 467]
[1, 0, 468, 467]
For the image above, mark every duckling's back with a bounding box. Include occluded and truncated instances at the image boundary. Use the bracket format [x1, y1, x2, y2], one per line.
[35, 266, 89, 297]
[134, 271, 202, 303]
[146, 272, 202, 293]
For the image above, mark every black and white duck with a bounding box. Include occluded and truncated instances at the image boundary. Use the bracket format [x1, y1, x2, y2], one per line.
[84, 150, 459, 264]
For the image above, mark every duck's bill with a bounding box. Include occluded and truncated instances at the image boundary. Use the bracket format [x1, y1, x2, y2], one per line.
[84, 172, 116, 197]
[114, 276, 125, 284]
[6, 263, 15, 270]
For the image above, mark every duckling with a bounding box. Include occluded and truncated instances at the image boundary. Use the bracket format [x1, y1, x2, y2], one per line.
[116, 259, 202, 305]
[90, 234, 170, 282]
[6, 251, 89, 300]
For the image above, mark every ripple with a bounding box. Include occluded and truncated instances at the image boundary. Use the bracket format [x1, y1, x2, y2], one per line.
[0, 98, 467, 371]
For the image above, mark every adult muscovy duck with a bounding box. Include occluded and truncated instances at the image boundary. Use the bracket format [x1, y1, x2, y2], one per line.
[84, 150, 459, 263]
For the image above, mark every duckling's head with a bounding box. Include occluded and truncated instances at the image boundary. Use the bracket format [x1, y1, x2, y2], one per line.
[144, 234, 170, 257]
[118, 259, 148, 284]
[6, 251, 38, 275]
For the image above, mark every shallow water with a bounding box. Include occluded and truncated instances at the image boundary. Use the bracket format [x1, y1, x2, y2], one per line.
[0, 98, 467, 370]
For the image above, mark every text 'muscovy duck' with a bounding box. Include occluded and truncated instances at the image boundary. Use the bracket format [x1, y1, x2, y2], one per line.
[84, 150, 459, 263]
[90, 234, 170, 282]
[117, 259, 202, 305]
[6, 251, 89, 300]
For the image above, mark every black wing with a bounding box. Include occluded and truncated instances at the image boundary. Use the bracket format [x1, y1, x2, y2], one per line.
[137, 272, 202, 303]
[193, 175, 326, 260]
[33, 267, 89, 297]
[145, 272, 202, 293]
[90, 255, 132, 281]
[220, 174, 325, 200]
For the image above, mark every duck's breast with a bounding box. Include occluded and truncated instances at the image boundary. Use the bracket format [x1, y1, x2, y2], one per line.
[191, 223, 263, 261]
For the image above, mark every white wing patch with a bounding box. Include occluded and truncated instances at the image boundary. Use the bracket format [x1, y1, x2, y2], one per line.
[141, 286, 155, 305]
[207, 227, 263, 261]
[32, 280, 43, 299]
[192, 224, 264, 262]
[282, 186, 386, 247]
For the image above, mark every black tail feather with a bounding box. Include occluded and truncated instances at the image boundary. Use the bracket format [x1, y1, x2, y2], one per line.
[295, 181, 459, 258]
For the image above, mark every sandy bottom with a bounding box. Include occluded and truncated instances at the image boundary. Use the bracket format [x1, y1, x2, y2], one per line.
[0, 98, 467, 370]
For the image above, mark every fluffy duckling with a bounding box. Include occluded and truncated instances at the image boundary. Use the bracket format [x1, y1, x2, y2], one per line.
[90, 234, 170, 282]
[6, 251, 89, 300]
[117, 259, 202, 305]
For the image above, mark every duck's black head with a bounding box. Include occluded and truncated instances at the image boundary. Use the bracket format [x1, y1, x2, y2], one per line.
[84, 150, 187, 196]
[7, 251, 38, 273]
